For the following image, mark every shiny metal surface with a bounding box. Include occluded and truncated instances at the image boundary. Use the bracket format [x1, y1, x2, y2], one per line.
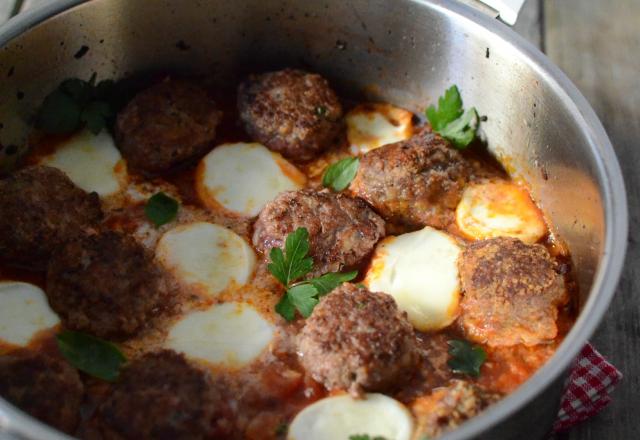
[0, 0, 628, 439]
[462, 0, 525, 24]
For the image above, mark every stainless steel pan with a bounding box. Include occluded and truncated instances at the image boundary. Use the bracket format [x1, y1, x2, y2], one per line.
[0, 1, 628, 439]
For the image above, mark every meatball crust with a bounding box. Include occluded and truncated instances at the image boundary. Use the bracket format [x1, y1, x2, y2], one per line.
[459, 237, 568, 346]
[115, 78, 222, 175]
[414, 380, 500, 439]
[253, 189, 385, 277]
[297, 283, 418, 396]
[93, 350, 232, 440]
[350, 131, 470, 229]
[238, 69, 343, 162]
[0, 352, 84, 434]
[46, 231, 175, 340]
[0, 165, 101, 269]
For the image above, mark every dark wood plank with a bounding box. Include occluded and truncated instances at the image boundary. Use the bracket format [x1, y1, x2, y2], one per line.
[513, 0, 543, 48]
[543, 0, 640, 439]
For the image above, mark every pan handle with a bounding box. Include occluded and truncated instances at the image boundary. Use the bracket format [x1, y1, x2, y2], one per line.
[457, 0, 526, 25]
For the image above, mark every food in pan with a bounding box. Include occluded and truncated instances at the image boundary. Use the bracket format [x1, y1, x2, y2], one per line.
[0, 70, 575, 440]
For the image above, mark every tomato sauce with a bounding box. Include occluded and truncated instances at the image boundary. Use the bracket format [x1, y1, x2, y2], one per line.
[0, 80, 579, 439]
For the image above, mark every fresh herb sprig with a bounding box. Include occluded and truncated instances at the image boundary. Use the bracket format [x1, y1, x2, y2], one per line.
[447, 339, 487, 377]
[36, 74, 117, 135]
[56, 330, 127, 382]
[269, 227, 357, 321]
[426, 85, 479, 149]
[323, 157, 360, 191]
[145, 192, 179, 227]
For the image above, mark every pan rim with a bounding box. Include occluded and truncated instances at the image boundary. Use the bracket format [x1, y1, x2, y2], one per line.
[0, 1, 628, 439]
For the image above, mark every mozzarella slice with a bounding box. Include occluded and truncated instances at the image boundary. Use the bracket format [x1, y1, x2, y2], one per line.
[346, 103, 414, 154]
[455, 180, 547, 244]
[365, 226, 461, 331]
[166, 302, 274, 368]
[0, 282, 59, 347]
[288, 393, 413, 440]
[39, 129, 127, 197]
[156, 222, 256, 298]
[196, 142, 306, 217]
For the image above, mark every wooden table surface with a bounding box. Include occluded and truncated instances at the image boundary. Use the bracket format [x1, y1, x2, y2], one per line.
[0, 0, 638, 438]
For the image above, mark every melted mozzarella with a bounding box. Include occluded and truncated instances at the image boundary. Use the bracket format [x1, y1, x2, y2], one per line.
[346, 103, 414, 154]
[0, 282, 59, 347]
[39, 129, 127, 197]
[166, 302, 274, 368]
[456, 180, 547, 244]
[196, 142, 306, 217]
[156, 222, 256, 298]
[288, 393, 413, 440]
[365, 226, 461, 331]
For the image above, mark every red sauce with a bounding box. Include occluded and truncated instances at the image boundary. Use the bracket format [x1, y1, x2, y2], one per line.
[1, 83, 579, 438]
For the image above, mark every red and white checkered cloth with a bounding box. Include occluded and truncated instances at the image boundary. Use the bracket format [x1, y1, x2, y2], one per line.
[552, 343, 622, 432]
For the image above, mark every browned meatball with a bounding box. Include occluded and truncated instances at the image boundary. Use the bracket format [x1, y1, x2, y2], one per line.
[0, 352, 84, 434]
[458, 237, 568, 346]
[238, 69, 343, 162]
[93, 350, 233, 440]
[253, 189, 385, 277]
[46, 231, 176, 340]
[115, 78, 222, 175]
[414, 380, 501, 439]
[350, 131, 470, 229]
[297, 283, 418, 396]
[0, 165, 101, 269]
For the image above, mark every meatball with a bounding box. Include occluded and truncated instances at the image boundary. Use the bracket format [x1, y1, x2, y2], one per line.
[238, 69, 343, 162]
[46, 231, 175, 340]
[458, 237, 568, 346]
[414, 380, 500, 439]
[350, 131, 470, 229]
[297, 283, 418, 396]
[93, 350, 233, 440]
[0, 352, 83, 434]
[253, 189, 385, 277]
[0, 165, 101, 269]
[115, 78, 222, 175]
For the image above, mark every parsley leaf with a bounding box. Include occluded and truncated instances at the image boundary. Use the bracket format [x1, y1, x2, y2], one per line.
[323, 157, 360, 191]
[308, 270, 358, 296]
[284, 227, 314, 282]
[268, 227, 313, 286]
[426, 85, 479, 150]
[349, 435, 389, 440]
[426, 85, 464, 131]
[268, 248, 289, 286]
[36, 90, 81, 134]
[438, 108, 478, 149]
[275, 294, 296, 322]
[144, 192, 179, 227]
[60, 77, 94, 105]
[268, 228, 358, 320]
[36, 75, 117, 135]
[447, 339, 487, 377]
[287, 284, 319, 318]
[81, 101, 114, 135]
[56, 330, 126, 382]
